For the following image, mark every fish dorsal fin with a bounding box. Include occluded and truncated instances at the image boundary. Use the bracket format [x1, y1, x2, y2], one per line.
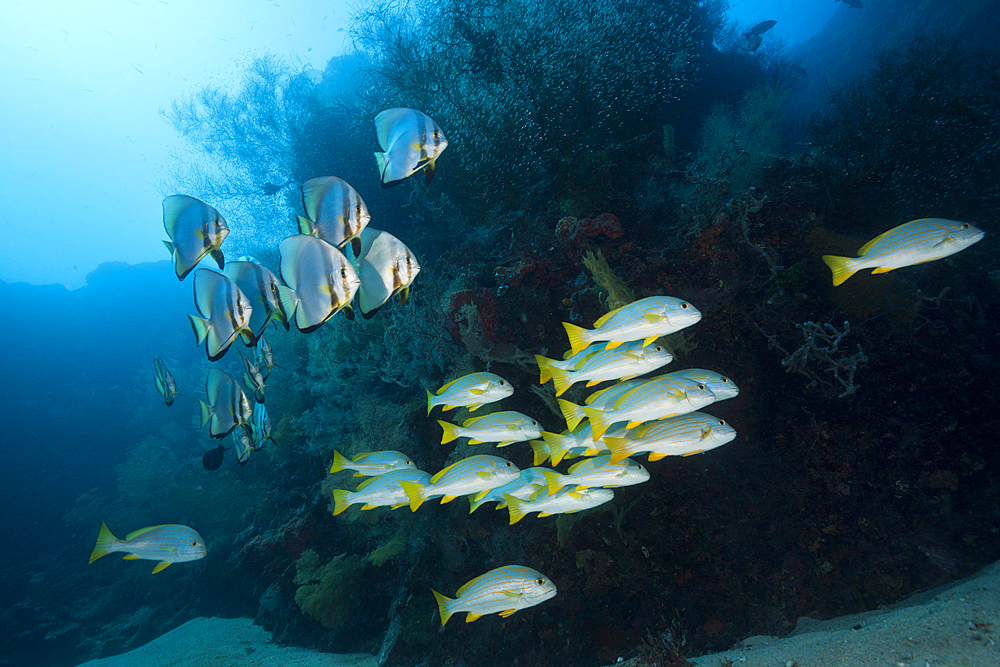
[857, 226, 900, 256]
[374, 108, 414, 148]
[161, 194, 195, 239]
[352, 452, 372, 461]
[456, 572, 487, 597]
[436, 377, 463, 394]
[355, 477, 377, 491]
[461, 416, 479, 427]
[301, 177, 337, 222]
[431, 461, 460, 484]
[566, 459, 591, 474]
[593, 305, 624, 328]
[125, 525, 165, 541]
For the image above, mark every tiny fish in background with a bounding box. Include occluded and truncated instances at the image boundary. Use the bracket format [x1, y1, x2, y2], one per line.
[162, 195, 229, 280]
[374, 107, 448, 187]
[152, 355, 178, 406]
[89, 522, 206, 574]
[432, 565, 556, 625]
[202, 442, 228, 471]
[296, 176, 370, 256]
[329, 450, 416, 477]
[822, 218, 984, 286]
[426, 372, 513, 415]
[742, 20, 776, 37]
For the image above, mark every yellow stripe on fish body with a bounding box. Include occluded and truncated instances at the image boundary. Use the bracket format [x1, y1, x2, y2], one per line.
[438, 411, 541, 446]
[89, 522, 207, 574]
[426, 372, 513, 415]
[541, 453, 649, 495]
[545, 340, 674, 396]
[580, 375, 718, 440]
[603, 412, 737, 464]
[822, 218, 985, 286]
[162, 195, 229, 280]
[331, 468, 431, 515]
[401, 455, 520, 510]
[432, 565, 556, 625]
[505, 487, 615, 524]
[329, 449, 416, 476]
[562, 296, 702, 354]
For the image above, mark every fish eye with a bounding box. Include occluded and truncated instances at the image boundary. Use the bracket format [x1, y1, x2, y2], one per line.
[531, 421, 538, 426]
[718, 419, 726, 426]
[498, 380, 506, 386]
[654, 345, 663, 351]
[504, 461, 512, 467]
[192, 541, 199, 547]
[680, 302, 689, 309]
[720, 377, 729, 383]
[962, 223, 970, 229]
[535, 578, 544, 585]
[341, 268, 347, 277]
[697, 383, 706, 390]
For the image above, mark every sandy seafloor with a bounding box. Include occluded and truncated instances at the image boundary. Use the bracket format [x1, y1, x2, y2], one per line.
[76, 560, 999, 667]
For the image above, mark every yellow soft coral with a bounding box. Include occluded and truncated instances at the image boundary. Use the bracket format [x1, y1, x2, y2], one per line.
[293, 550, 366, 628]
[582, 250, 634, 312]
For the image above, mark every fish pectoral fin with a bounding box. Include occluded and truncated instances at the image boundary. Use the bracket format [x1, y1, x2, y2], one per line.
[440, 495, 458, 504]
[465, 612, 483, 623]
[503, 590, 522, 598]
[123, 554, 140, 560]
[498, 609, 519, 617]
[870, 267, 895, 274]
[469, 387, 487, 395]
[151, 561, 172, 574]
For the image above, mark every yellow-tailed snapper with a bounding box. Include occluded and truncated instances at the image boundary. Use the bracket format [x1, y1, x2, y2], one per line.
[426, 372, 513, 415]
[329, 449, 416, 477]
[297, 176, 371, 256]
[658, 368, 739, 400]
[199, 368, 252, 439]
[162, 194, 229, 280]
[540, 422, 612, 466]
[536, 343, 603, 384]
[540, 453, 649, 495]
[562, 375, 717, 439]
[153, 356, 178, 407]
[438, 411, 541, 446]
[604, 412, 736, 464]
[562, 296, 702, 354]
[332, 468, 432, 515]
[346, 227, 420, 318]
[432, 565, 556, 625]
[505, 487, 615, 525]
[400, 454, 520, 511]
[223, 260, 290, 336]
[822, 218, 985, 286]
[277, 234, 360, 333]
[89, 522, 206, 574]
[374, 107, 448, 187]
[536, 340, 674, 396]
[188, 268, 255, 362]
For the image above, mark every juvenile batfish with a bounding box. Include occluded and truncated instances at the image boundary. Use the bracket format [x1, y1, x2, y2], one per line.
[432, 565, 556, 625]
[89, 522, 207, 574]
[374, 107, 448, 187]
[200, 368, 252, 438]
[536, 340, 674, 396]
[162, 195, 229, 280]
[297, 176, 370, 256]
[232, 425, 254, 465]
[426, 372, 513, 415]
[241, 353, 271, 404]
[255, 336, 279, 381]
[223, 260, 290, 336]
[541, 453, 649, 496]
[822, 218, 985, 286]
[604, 412, 736, 464]
[562, 296, 702, 355]
[329, 449, 416, 477]
[332, 468, 431, 515]
[346, 228, 420, 318]
[505, 487, 615, 525]
[153, 356, 178, 406]
[188, 269, 255, 361]
[401, 455, 520, 510]
[277, 234, 360, 333]
[438, 411, 541, 446]
[247, 402, 275, 449]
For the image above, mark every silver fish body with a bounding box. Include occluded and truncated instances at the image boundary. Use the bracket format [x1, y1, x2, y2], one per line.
[188, 268, 255, 361]
[438, 411, 541, 446]
[401, 454, 520, 510]
[329, 449, 416, 477]
[505, 487, 615, 524]
[153, 355, 178, 406]
[162, 195, 229, 280]
[562, 296, 702, 355]
[297, 176, 371, 255]
[604, 412, 736, 463]
[277, 235, 361, 333]
[223, 260, 290, 336]
[374, 107, 448, 187]
[426, 372, 513, 414]
[346, 227, 421, 318]
[332, 468, 432, 515]
[199, 368, 252, 438]
[89, 522, 207, 573]
[432, 565, 556, 625]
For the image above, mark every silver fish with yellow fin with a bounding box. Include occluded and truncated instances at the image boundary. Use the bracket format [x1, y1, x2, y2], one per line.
[468, 467, 550, 513]
[401, 454, 520, 511]
[188, 268, 255, 361]
[329, 449, 416, 477]
[426, 372, 513, 415]
[332, 468, 431, 515]
[505, 487, 615, 525]
[562, 296, 702, 355]
[822, 218, 984, 286]
[223, 260, 290, 336]
[200, 368, 252, 439]
[89, 522, 206, 574]
[162, 195, 228, 281]
[346, 227, 421, 318]
[536, 340, 673, 396]
[540, 453, 649, 496]
[153, 355, 178, 406]
[603, 412, 736, 464]
[432, 565, 556, 625]
[374, 107, 448, 187]
[296, 176, 370, 257]
[277, 234, 361, 333]
[438, 411, 541, 446]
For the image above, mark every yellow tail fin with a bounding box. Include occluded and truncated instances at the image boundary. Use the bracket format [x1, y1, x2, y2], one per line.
[432, 589, 454, 626]
[562, 322, 590, 355]
[821, 255, 855, 287]
[583, 407, 611, 440]
[438, 420, 460, 444]
[400, 482, 425, 512]
[89, 522, 117, 564]
[534, 355, 555, 384]
[549, 367, 575, 397]
[557, 399, 584, 431]
[329, 450, 349, 474]
[332, 489, 351, 515]
[505, 494, 528, 525]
